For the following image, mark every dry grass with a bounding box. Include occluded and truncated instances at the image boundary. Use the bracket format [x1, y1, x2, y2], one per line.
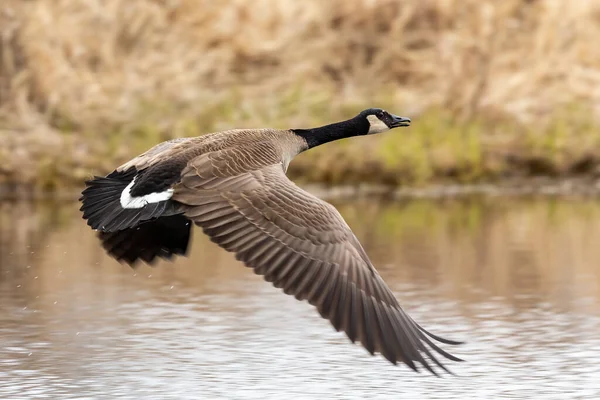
[2, 0, 600, 188]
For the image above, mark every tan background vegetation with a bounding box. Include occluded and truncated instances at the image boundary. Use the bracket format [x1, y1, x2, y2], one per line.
[2, 0, 600, 188]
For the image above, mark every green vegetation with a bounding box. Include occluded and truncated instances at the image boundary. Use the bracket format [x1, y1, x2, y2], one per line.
[2, 98, 600, 191]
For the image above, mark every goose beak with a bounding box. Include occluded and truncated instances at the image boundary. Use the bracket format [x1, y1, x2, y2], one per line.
[390, 115, 411, 128]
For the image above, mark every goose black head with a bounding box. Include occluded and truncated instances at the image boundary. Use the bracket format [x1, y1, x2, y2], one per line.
[358, 108, 411, 135]
[292, 108, 411, 150]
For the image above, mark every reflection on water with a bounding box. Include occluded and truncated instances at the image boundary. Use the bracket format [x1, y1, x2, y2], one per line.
[1, 196, 600, 399]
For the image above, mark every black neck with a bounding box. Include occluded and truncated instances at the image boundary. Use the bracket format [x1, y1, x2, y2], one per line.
[291, 115, 369, 149]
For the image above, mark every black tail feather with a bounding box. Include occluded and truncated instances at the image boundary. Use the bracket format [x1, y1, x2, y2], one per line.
[80, 169, 180, 232]
[98, 214, 192, 266]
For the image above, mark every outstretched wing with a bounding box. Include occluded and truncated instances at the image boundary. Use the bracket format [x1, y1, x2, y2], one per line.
[174, 148, 462, 374]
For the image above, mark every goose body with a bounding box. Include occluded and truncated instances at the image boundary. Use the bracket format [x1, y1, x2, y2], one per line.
[80, 108, 462, 375]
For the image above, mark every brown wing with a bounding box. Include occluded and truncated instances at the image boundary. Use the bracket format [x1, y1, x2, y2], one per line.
[117, 137, 193, 172]
[174, 150, 463, 375]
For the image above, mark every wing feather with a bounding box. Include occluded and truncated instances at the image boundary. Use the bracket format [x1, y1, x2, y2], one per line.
[172, 150, 462, 374]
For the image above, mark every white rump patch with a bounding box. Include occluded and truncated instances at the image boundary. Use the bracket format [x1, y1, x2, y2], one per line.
[367, 115, 390, 134]
[120, 177, 174, 209]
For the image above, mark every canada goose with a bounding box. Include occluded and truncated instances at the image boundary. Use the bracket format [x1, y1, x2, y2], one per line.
[79, 108, 463, 375]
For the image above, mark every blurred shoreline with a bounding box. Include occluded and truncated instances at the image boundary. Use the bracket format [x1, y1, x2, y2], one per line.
[2, 177, 600, 202]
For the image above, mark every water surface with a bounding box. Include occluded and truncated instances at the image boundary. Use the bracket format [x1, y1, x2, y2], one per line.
[1, 196, 599, 399]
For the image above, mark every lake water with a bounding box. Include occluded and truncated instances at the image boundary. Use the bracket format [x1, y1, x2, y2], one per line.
[1, 195, 599, 399]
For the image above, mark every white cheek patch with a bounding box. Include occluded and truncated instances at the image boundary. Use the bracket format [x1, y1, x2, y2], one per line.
[367, 115, 390, 134]
[120, 177, 174, 209]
